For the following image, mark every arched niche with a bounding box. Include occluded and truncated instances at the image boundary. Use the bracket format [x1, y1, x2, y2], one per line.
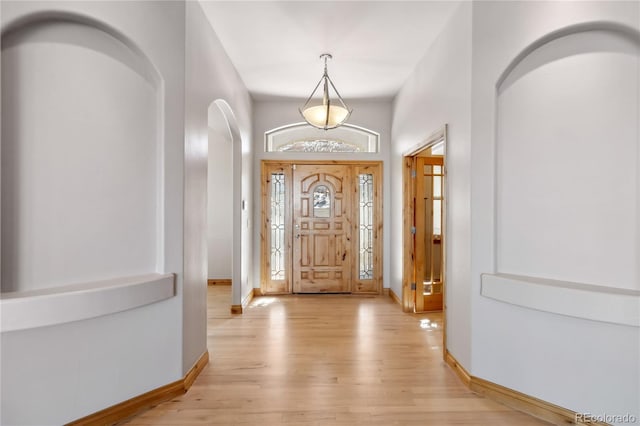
[494, 22, 640, 290]
[1, 13, 163, 292]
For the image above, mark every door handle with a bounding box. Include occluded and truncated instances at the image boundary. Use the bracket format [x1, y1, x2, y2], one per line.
[342, 252, 346, 261]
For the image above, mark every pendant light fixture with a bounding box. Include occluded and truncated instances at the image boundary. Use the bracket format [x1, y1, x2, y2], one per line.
[299, 53, 352, 130]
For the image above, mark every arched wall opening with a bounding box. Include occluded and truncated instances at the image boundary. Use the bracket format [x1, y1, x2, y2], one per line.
[207, 99, 244, 307]
[207, 102, 233, 282]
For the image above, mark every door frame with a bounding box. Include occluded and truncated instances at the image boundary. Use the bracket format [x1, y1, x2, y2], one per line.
[402, 125, 448, 342]
[260, 160, 383, 295]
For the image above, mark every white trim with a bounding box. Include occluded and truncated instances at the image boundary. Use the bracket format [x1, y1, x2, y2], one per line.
[1, 273, 175, 332]
[481, 273, 639, 327]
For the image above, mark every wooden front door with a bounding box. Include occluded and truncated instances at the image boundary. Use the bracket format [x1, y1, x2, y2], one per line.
[292, 164, 351, 293]
[261, 160, 382, 295]
[414, 156, 444, 312]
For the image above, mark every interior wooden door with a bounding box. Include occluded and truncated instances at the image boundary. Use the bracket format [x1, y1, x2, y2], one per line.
[415, 156, 444, 311]
[292, 164, 351, 293]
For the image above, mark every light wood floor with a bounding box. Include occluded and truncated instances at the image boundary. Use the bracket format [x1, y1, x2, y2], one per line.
[123, 286, 550, 425]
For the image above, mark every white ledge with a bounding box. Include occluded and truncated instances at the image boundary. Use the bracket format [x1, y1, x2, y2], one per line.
[481, 273, 639, 327]
[1, 273, 175, 333]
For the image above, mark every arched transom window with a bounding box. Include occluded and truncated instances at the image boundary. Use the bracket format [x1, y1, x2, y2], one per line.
[265, 122, 379, 153]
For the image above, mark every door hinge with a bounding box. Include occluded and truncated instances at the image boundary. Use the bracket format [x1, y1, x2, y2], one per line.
[411, 282, 416, 290]
[411, 169, 417, 178]
[410, 226, 416, 235]
[292, 164, 297, 170]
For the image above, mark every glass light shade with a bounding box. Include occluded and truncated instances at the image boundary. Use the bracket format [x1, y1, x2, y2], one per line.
[301, 104, 350, 129]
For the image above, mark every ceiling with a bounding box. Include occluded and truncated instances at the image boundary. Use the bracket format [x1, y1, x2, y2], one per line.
[198, 1, 461, 100]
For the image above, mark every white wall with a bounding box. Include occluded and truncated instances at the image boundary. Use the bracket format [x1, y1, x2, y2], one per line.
[184, 1, 252, 372]
[1, 1, 185, 424]
[470, 1, 639, 423]
[252, 98, 392, 290]
[392, 2, 639, 420]
[391, 2, 472, 368]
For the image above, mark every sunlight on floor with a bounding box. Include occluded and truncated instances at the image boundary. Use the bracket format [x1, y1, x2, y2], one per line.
[420, 318, 439, 330]
[251, 297, 278, 308]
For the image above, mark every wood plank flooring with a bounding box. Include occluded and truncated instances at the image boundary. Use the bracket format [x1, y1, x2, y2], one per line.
[123, 287, 550, 425]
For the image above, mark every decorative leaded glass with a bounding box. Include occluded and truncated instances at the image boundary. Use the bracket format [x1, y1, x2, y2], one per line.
[358, 174, 374, 280]
[270, 173, 286, 280]
[279, 139, 360, 153]
[265, 122, 379, 153]
[313, 185, 331, 217]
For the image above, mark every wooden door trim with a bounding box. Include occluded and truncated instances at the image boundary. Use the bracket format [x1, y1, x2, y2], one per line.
[261, 160, 383, 295]
[414, 156, 426, 313]
[402, 156, 415, 312]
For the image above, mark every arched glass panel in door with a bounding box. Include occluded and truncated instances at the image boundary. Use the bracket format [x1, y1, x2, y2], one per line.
[313, 185, 331, 218]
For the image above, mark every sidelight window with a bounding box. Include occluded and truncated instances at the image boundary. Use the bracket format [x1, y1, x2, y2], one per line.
[270, 173, 286, 280]
[358, 174, 374, 280]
